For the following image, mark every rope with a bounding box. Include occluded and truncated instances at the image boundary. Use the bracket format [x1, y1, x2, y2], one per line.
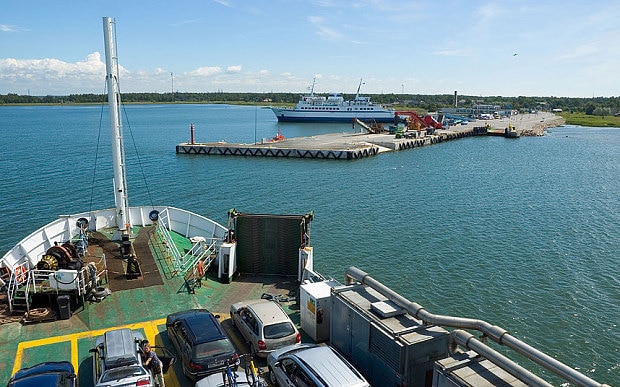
[89, 82, 107, 214]
[119, 92, 155, 209]
[88, 75, 158, 226]
[25, 307, 56, 322]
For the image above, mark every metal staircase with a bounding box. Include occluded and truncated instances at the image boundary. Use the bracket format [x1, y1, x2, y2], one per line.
[155, 221, 220, 293]
[6, 262, 101, 319]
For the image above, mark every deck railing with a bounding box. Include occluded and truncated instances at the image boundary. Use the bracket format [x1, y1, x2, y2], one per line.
[156, 222, 218, 274]
[7, 261, 103, 316]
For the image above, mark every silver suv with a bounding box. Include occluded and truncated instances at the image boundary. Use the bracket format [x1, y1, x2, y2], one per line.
[267, 344, 369, 387]
[231, 299, 301, 357]
[90, 328, 153, 387]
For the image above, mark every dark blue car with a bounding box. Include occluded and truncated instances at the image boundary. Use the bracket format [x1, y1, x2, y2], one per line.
[166, 309, 239, 381]
[7, 361, 76, 387]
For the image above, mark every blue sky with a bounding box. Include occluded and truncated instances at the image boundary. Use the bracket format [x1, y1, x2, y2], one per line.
[1, 0, 619, 97]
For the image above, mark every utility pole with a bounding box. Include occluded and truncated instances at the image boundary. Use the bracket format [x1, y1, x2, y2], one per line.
[171, 72, 174, 102]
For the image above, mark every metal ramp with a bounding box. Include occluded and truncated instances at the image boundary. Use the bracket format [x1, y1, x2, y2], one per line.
[354, 118, 385, 134]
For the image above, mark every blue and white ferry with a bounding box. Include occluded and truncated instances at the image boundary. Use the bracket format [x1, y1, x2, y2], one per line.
[271, 79, 394, 123]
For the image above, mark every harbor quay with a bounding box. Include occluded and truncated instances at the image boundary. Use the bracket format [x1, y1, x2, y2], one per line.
[175, 112, 565, 160]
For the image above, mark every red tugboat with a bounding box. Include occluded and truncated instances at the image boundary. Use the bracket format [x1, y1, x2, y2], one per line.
[269, 128, 284, 142]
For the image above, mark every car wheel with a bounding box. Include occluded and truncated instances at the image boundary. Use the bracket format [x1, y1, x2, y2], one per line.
[268, 366, 279, 386]
[230, 313, 235, 327]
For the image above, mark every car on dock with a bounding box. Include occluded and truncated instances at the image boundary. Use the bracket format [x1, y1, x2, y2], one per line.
[90, 328, 153, 387]
[267, 343, 369, 387]
[230, 299, 301, 357]
[166, 309, 240, 381]
[7, 361, 76, 387]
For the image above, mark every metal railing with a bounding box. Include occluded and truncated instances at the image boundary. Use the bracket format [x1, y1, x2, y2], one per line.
[344, 266, 611, 387]
[7, 260, 104, 315]
[155, 221, 219, 277]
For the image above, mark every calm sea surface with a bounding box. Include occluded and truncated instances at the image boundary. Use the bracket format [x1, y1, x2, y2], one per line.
[0, 104, 618, 384]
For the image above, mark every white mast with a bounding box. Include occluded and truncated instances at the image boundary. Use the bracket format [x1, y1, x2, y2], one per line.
[103, 17, 130, 238]
[355, 78, 364, 101]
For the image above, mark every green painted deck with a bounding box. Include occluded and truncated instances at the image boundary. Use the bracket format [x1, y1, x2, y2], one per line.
[0, 227, 300, 387]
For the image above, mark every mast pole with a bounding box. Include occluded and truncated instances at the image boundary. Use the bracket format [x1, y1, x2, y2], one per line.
[103, 17, 130, 236]
[355, 78, 363, 100]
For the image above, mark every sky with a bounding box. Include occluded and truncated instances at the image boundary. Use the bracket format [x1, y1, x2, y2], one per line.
[1, 0, 619, 98]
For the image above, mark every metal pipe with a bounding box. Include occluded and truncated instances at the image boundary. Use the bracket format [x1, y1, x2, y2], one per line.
[344, 266, 609, 387]
[450, 330, 553, 387]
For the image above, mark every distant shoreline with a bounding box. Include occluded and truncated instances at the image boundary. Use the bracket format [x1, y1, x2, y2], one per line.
[0, 102, 617, 128]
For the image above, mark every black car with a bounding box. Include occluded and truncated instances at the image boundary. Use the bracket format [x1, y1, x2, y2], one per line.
[166, 309, 239, 381]
[7, 361, 76, 387]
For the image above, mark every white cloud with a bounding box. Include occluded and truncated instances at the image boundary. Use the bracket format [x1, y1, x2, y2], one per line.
[0, 24, 28, 32]
[154, 68, 171, 75]
[213, 0, 232, 7]
[187, 66, 222, 77]
[226, 65, 242, 73]
[0, 52, 107, 85]
[308, 15, 343, 41]
[170, 19, 201, 27]
[433, 49, 469, 57]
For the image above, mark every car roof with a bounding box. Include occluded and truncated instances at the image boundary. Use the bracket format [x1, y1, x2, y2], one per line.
[9, 373, 68, 387]
[293, 346, 367, 386]
[102, 328, 140, 368]
[245, 300, 290, 323]
[10, 361, 74, 381]
[171, 309, 227, 343]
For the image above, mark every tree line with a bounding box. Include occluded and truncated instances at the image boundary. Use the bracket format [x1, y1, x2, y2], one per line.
[1, 92, 618, 116]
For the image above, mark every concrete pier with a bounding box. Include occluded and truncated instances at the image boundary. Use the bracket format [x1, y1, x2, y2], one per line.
[176, 113, 564, 160]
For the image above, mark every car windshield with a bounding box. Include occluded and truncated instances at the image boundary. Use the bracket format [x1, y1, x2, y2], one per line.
[263, 322, 295, 339]
[194, 338, 235, 359]
[101, 365, 147, 382]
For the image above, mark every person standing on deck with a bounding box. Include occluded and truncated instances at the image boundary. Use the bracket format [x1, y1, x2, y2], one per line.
[143, 343, 165, 387]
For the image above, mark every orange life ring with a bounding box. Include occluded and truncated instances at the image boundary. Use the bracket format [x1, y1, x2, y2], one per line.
[197, 261, 204, 277]
[15, 266, 26, 283]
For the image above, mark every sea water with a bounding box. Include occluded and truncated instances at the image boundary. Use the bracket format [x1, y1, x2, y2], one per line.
[0, 104, 618, 384]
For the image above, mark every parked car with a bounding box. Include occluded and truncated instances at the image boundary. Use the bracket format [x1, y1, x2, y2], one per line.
[90, 328, 153, 387]
[7, 361, 76, 387]
[230, 299, 301, 357]
[267, 343, 369, 387]
[166, 309, 239, 381]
